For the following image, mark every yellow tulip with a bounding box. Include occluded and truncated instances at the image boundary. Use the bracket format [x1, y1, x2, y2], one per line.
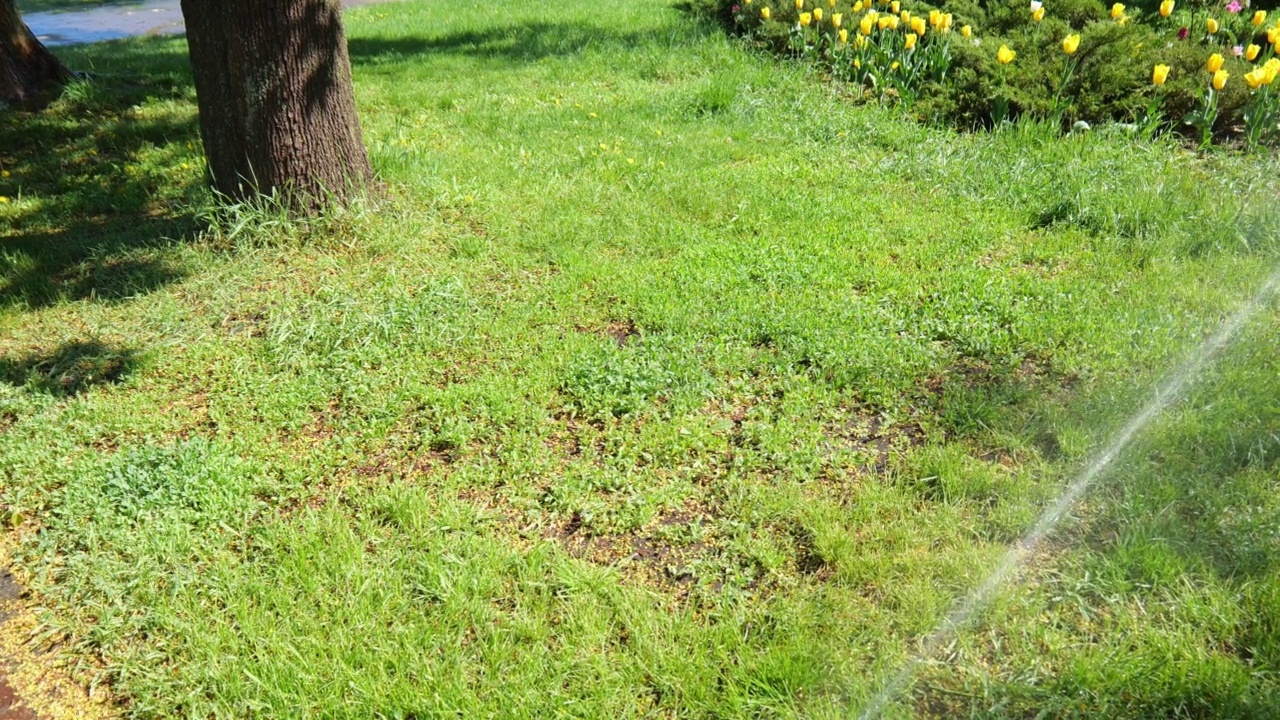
[1206, 17, 1218, 34]
[1244, 68, 1266, 88]
[761, 6, 771, 19]
[833, 12, 843, 27]
[1212, 68, 1229, 90]
[891, 60, 900, 70]
[855, 34, 867, 47]
[929, 9, 941, 27]
[1032, 6, 1045, 21]
[997, 44, 1016, 64]
[839, 27, 849, 42]
[1206, 53, 1224, 73]
[910, 16, 926, 34]
[1264, 58, 1280, 83]
[1271, 26, 1280, 45]
[1159, 0, 1173, 17]
[904, 32, 918, 49]
[940, 13, 953, 31]
[1152, 63, 1170, 85]
[878, 14, 891, 28]
[890, 0, 900, 12]
[853, 1, 863, 11]
[854, 59, 862, 68]
[828, 0, 836, 6]
[813, 8, 823, 21]
[1252, 10, 1266, 26]
[799, 11, 812, 25]
[1246, 44, 1260, 61]
[960, 24, 972, 38]
[888, 15, 899, 28]
[796, 0, 803, 9]
[860, 13, 875, 34]
[1110, 3, 1124, 19]
[1062, 34, 1080, 55]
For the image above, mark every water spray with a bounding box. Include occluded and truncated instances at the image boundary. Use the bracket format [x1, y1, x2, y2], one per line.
[856, 266, 1280, 720]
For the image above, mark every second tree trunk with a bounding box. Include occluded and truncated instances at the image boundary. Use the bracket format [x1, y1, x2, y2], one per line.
[1, 0, 70, 106]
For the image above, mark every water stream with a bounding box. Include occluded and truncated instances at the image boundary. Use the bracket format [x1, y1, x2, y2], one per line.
[856, 265, 1280, 719]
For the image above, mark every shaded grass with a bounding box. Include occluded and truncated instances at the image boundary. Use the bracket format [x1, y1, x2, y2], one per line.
[1, 0, 1278, 717]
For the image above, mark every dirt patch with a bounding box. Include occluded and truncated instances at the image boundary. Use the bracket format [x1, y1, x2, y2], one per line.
[789, 525, 830, 578]
[544, 503, 717, 593]
[297, 395, 346, 444]
[575, 318, 639, 347]
[926, 355, 1077, 397]
[276, 409, 469, 519]
[0, 544, 114, 720]
[825, 405, 927, 473]
[542, 414, 609, 466]
[218, 312, 266, 339]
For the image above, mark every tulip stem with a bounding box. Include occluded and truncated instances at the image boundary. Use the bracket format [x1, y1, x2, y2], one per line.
[1243, 84, 1277, 149]
[1050, 57, 1079, 131]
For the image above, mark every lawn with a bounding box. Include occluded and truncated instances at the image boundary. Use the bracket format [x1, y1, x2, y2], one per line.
[1, 0, 1278, 717]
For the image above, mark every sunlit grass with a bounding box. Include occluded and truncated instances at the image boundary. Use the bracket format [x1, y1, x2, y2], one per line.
[0, 0, 1278, 717]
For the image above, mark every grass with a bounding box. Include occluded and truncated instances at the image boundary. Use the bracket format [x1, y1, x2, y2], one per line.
[1, 0, 1279, 717]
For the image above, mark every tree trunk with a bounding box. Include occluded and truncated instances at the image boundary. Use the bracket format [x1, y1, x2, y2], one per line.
[0, 0, 70, 107]
[179, 0, 373, 209]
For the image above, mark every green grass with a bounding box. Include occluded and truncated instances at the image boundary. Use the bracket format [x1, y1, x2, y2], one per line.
[1, 0, 1279, 717]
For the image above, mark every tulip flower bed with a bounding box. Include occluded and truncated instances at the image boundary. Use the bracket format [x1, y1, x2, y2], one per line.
[692, 0, 1280, 147]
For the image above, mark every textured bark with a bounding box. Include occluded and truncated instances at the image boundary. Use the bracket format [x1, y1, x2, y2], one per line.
[0, 0, 70, 106]
[179, 0, 373, 208]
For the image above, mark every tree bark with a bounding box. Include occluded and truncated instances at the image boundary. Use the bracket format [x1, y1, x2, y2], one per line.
[0, 0, 70, 107]
[179, 0, 373, 209]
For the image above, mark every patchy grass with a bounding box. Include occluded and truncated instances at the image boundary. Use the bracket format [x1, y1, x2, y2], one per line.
[1, 0, 1278, 717]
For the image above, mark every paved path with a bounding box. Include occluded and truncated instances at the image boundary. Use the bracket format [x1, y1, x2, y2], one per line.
[0, 567, 36, 720]
[0, 547, 112, 720]
[24, 0, 391, 46]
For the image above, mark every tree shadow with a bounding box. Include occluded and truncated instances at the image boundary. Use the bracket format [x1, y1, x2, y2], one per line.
[0, 218, 192, 308]
[346, 21, 674, 66]
[0, 35, 203, 310]
[0, 339, 139, 395]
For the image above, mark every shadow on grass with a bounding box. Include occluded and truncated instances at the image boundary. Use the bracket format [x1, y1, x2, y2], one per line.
[0, 218, 192, 308]
[0, 339, 138, 395]
[347, 21, 680, 65]
[0, 36, 203, 310]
